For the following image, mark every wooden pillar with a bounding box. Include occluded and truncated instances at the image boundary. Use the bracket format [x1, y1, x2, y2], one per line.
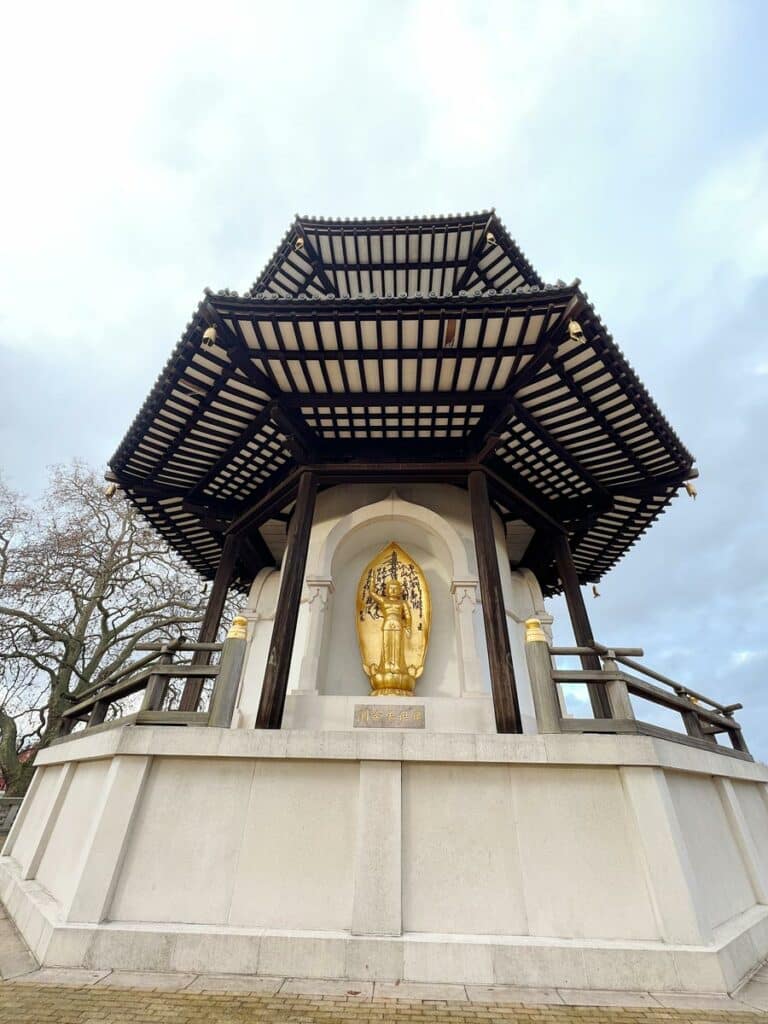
[179, 534, 240, 712]
[468, 470, 522, 733]
[256, 470, 317, 729]
[553, 535, 612, 718]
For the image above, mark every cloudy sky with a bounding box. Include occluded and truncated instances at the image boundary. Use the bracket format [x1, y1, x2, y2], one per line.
[1, 1, 767, 754]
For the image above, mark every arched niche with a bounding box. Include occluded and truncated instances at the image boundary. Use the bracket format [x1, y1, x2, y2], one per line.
[303, 492, 483, 699]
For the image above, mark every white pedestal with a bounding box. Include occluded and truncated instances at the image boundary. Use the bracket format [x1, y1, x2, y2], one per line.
[3, 726, 768, 994]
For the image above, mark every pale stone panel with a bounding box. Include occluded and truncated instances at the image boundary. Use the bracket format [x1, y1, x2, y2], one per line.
[110, 757, 254, 925]
[734, 781, 768, 881]
[402, 763, 527, 934]
[8, 766, 64, 870]
[229, 760, 358, 930]
[512, 765, 658, 940]
[35, 760, 110, 908]
[667, 770, 755, 929]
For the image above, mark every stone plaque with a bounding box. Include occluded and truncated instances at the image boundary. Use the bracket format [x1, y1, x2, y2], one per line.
[353, 704, 425, 729]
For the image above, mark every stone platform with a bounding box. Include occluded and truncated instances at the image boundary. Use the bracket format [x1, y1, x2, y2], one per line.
[3, 726, 768, 996]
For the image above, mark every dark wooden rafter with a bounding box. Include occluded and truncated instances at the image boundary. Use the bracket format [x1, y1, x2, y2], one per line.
[294, 221, 340, 297]
[452, 212, 494, 293]
[201, 302, 277, 395]
[186, 401, 281, 501]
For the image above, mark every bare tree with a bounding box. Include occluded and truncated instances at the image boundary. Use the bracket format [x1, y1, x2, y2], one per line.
[0, 462, 216, 794]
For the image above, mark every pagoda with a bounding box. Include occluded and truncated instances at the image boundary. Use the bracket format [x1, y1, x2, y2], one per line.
[2, 211, 767, 996]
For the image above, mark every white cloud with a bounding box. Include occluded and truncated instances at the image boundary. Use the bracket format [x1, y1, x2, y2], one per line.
[684, 135, 768, 287]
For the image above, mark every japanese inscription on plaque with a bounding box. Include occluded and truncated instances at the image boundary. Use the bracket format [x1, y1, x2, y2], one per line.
[353, 704, 426, 729]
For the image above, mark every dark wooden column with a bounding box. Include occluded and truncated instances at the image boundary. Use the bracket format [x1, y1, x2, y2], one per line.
[468, 470, 522, 733]
[256, 470, 317, 729]
[553, 534, 612, 718]
[179, 534, 240, 712]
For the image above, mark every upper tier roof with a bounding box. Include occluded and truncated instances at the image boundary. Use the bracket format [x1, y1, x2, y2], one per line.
[250, 211, 543, 299]
[108, 211, 695, 595]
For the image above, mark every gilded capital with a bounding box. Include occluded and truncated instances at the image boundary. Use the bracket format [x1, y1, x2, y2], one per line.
[227, 615, 248, 640]
[525, 618, 548, 644]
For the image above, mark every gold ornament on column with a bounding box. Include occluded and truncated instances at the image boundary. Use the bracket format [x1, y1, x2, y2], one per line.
[356, 542, 431, 696]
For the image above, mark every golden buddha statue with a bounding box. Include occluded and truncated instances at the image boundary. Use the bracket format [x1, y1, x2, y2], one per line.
[356, 543, 430, 696]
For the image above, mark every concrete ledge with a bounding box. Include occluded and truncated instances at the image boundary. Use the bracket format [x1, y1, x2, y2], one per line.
[1, 857, 766, 995]
[32, 726, 768, 781]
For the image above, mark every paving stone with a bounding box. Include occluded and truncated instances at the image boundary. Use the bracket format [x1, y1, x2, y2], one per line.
[10, 967, 110, 986]
[95, 970, 196, 991]
[281, 978, 374, 999]
[374, 981, 468, 1001]
[185, 972, 285, 993]
[0, 984, 765, 1022]
[467, 985, 564, 1004]
[559, 989, 662, 1007]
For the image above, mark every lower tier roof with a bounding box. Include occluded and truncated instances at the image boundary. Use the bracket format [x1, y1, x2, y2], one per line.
[108, 281, 693, 595]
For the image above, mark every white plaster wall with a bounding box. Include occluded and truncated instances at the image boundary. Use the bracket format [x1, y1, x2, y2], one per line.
[6, 729, 768, 991]
[402, 763, 527, 934]
[668, 771, 756, 930]
[35, 760, 109, 909]
[110, 756, 358, 932]
[734, 781, 768, 880]
[228, 760, 358, 930]
[7, 764, 62, 871]
[111, 757, 255, 925]
[511, 765, 658, 940]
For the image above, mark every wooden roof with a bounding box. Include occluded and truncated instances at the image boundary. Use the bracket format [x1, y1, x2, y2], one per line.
[108, 212, 694, 594]
[250, 211, 542, 300]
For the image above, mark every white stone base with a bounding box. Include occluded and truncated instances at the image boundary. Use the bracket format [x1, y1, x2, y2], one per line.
[241, 694, 498, 734]
[3, 727, 768, 995]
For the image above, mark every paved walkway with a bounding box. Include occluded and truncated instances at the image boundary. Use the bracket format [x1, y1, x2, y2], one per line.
[2, 902, 768, 1021]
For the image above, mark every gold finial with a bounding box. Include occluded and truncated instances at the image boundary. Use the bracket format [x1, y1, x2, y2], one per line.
[227, 615, 248, 640]
[104, 482, 117, 498]
[685, 481, 697, 499]
[567, 320, 586, 344]
[525, 618, 547, 644]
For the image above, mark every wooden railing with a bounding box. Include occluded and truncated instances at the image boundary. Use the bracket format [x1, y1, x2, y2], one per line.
[57, 617, 248, 740]
[524, 620, 750, 759]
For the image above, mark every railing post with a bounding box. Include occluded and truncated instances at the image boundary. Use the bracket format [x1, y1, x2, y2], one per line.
[208, 616, 248, 728]
[87, 699, 110, 728]
[602, 651, 635, 720]
[524, 619, 561, 733]
[141, 645, 173, 711]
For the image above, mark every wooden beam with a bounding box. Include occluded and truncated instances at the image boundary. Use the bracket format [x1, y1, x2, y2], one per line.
[225, 467, 301, 537]
[552, 534, 612, 719]
[256, 470, 317, 729]
[179, 534, 241, 711]
[468, 470, 522, 733]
